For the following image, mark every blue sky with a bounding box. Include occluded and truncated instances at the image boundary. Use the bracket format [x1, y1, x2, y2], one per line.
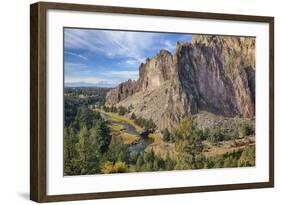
[64, 28, 192, 87]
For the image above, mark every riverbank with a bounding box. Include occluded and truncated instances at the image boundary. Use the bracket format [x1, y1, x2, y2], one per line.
[94, 109, 143, 132]
[94, 108, 253, 161]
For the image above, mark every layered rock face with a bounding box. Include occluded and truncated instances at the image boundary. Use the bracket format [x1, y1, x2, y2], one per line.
[191, 35, 255, 118]
[105, 35, 255, 129]
[105, 79, 139, 104]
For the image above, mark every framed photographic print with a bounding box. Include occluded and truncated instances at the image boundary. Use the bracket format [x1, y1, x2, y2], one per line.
[30, 1, 274, 202]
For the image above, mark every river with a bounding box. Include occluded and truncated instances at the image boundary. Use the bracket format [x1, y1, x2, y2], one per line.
[99, 112, 152, 155]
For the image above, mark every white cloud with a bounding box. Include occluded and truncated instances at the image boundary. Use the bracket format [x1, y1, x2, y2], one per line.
[121, 59, 144, 67]
[126, 59, 139, 65]
[106, 70, 139, 80]
[64, 63, 91, 76]
[64, 62, 88, 69]
[64, 51, 88, 60]
[163, 40, 175, 52]
[64, 69, 138, 87]
[65, 76, 102, 84]
[64, 29, 157, 64]
[65, 76, 120, 85]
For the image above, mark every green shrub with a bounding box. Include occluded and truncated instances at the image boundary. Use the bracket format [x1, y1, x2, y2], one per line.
[101, 161, 115, 174]
[144, 149, 155, 163]
[134, 116, 146, 127]
[240, 123, 255, 137]
[206, 129, 224, 145]
[228, 129, 239, 140]
[130, 112, 136, 120]
[118, 106, 127, 116]
[134, 117, 157, 132]
[100, 161, 127, 173]
[144, 118, 157, 132]
[162, 128, 171, 142]
[110, 106, 118, 113]
[238, 146, 255, 167]
[114, 161, 127, 173]
[199, 128, 209, 141]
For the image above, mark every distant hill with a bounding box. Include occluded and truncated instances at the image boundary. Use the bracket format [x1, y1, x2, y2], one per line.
[65, 82, 116, 88]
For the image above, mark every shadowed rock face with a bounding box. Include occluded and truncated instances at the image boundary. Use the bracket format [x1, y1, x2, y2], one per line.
[105, 35, 255, 129]
[191, 35, 255, 118]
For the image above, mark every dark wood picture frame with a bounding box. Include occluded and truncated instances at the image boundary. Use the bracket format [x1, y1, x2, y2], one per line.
[30, 1, 274, 202]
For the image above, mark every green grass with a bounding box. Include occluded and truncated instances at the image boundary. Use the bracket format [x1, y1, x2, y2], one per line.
[120, 133, 139, 145]
[108, 123, 124, 131]
[95, 109, 143, 132]
[148, 133, 162, 143]
[108, 124, 139, 145]
[106, 114, 140, 145]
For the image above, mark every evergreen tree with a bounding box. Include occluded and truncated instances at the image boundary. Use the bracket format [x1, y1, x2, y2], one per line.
[106, 136, 128, 163]
[74, 107, 101, 130]
[94, 120, 111, 153]
[136, 155, 144, 171]
[75, 126, 90, 174]
[63, 126, 78, 175]
[129, 150, 140, 164]
[173, 117, 203, 170]
[153, 159, 159, 171]
[165, 153, 175, 170]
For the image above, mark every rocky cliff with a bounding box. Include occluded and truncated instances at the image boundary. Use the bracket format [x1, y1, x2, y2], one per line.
[105, 35, 255, 130]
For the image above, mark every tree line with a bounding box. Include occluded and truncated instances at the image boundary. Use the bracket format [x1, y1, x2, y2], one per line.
[160, 117, 255, 169]
[64, 106, 176, 175]
[64, 107, 255, 175]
